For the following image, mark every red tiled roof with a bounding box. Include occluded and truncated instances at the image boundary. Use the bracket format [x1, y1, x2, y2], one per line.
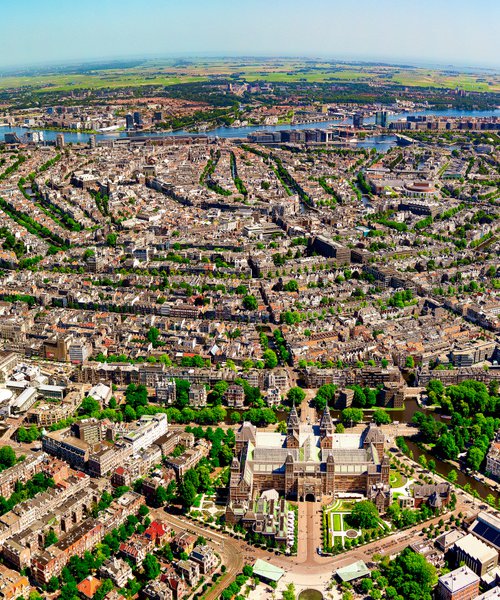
[77, 576, 102, 598]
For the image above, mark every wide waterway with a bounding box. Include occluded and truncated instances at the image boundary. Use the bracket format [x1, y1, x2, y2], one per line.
[1, 108, 499, 150]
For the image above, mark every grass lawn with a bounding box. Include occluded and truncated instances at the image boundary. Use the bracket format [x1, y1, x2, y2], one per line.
[389, 469, 407, 489]
[333, 513, 342, 531]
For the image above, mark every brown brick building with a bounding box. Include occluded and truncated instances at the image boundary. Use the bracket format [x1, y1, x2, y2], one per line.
[227, 406, 389, 522]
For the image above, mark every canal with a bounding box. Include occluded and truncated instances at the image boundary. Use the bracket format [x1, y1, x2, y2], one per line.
[405, 439, 500, 503]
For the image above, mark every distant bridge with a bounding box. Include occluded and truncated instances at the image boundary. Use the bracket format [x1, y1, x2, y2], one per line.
[395, 134, 418, 146]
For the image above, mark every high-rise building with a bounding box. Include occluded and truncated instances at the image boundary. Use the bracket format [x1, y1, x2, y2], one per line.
[55, 133, 65, 149]
[153, 111, 163, 122]
[375, 111, 389, 128]
[125, 114, 134, 129]
[133, 111, 143, 126]
[4, 132, 20, 144]
[353, 113, 364, 128]
[26, 131, 44, 143]
[89, 135, 96, 149]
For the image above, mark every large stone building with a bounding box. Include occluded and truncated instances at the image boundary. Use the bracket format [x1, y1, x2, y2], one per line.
[226, 406, 389, 521]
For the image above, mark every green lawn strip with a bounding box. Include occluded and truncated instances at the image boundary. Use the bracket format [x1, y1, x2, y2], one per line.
[389, 469, 407, 488]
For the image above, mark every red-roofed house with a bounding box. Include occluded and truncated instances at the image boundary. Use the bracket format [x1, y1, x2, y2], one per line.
[143, 521, 170, 546]
[77, 576, 102, 599]
[112, 466, 131, 487]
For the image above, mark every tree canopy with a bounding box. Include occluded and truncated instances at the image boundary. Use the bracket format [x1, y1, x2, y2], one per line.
[347, 500, 379, 529]
[383, 548, 437, 600]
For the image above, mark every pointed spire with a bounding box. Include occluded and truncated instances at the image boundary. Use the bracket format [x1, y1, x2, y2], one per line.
[288, 402, 300, 428]
[320, 402, 333, 435]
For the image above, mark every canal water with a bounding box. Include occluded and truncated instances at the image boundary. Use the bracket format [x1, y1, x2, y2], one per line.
[405, 439, 500, 503]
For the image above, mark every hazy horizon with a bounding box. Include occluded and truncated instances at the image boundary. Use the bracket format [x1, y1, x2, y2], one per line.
[1, 53, 499, 76]
[1, 0, 499, 71]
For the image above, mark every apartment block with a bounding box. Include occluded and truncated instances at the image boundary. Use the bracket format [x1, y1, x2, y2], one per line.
[437, 566, 480, 600]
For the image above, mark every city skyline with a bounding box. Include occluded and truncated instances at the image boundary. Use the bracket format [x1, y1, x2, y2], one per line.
[0, 0, 499, 70]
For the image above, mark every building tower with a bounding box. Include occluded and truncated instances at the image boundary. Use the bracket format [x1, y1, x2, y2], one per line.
[125, 114, 134, 130]
[353, 112, 364, 128]
[284, 453, 295, 497]
[55, 133, 65, 149]
[228, 456, 241, 503]
[319, 403, 334, 437]
[375, 111, 388, 128]
[319, 403, 334, 449]
[363, 422, 385, 460]
[286, 403, 300, 448]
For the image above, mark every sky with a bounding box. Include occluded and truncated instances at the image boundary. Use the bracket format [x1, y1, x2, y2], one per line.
[0, 0, 499, 70]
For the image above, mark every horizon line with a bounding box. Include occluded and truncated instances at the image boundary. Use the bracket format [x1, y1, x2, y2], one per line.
[0, 53, 499, 75]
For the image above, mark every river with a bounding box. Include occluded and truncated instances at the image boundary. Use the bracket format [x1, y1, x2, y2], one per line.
[1, 108, 499, 149]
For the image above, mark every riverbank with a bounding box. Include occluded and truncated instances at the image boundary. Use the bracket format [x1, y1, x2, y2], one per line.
[1, 108, 499, 145]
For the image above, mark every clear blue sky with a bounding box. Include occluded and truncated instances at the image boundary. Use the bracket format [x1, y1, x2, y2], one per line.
[1, 0, 499, 70]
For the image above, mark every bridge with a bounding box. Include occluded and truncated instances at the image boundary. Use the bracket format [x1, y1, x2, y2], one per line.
[395, 134, 418, 146]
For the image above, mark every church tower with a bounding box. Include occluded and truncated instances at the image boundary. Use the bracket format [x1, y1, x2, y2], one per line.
[319, 403, 334, 449]
[286, 403, 300, 448]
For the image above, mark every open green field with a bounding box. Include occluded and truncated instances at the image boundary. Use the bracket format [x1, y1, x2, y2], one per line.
[0, 71, 208, 93]
[392, 70, 498, 92]
[0, 58, 498, 93]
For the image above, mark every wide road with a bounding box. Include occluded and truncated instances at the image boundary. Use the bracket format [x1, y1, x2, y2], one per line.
[297, 500, 323, 564]
[153, 508, 267, 600]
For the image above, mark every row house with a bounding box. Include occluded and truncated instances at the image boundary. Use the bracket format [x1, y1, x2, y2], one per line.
[99, 491, 145, 530]
[160, 565, 188, 600]
[165, 444, 208, 479]
[0, 453, 47, 498]
[0, 564, 29, 600]
[98, 556, 134, 587]
[142, 580, 173, 600]
[172, 531, 197, 556]
[176, 559, 200, 587]
[31, 518, 104, 585]
[224, 383, 245, 408]
[119, 535, 152, 567]
[0, 472, 90, 543]
[188, 384, 207, 408]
